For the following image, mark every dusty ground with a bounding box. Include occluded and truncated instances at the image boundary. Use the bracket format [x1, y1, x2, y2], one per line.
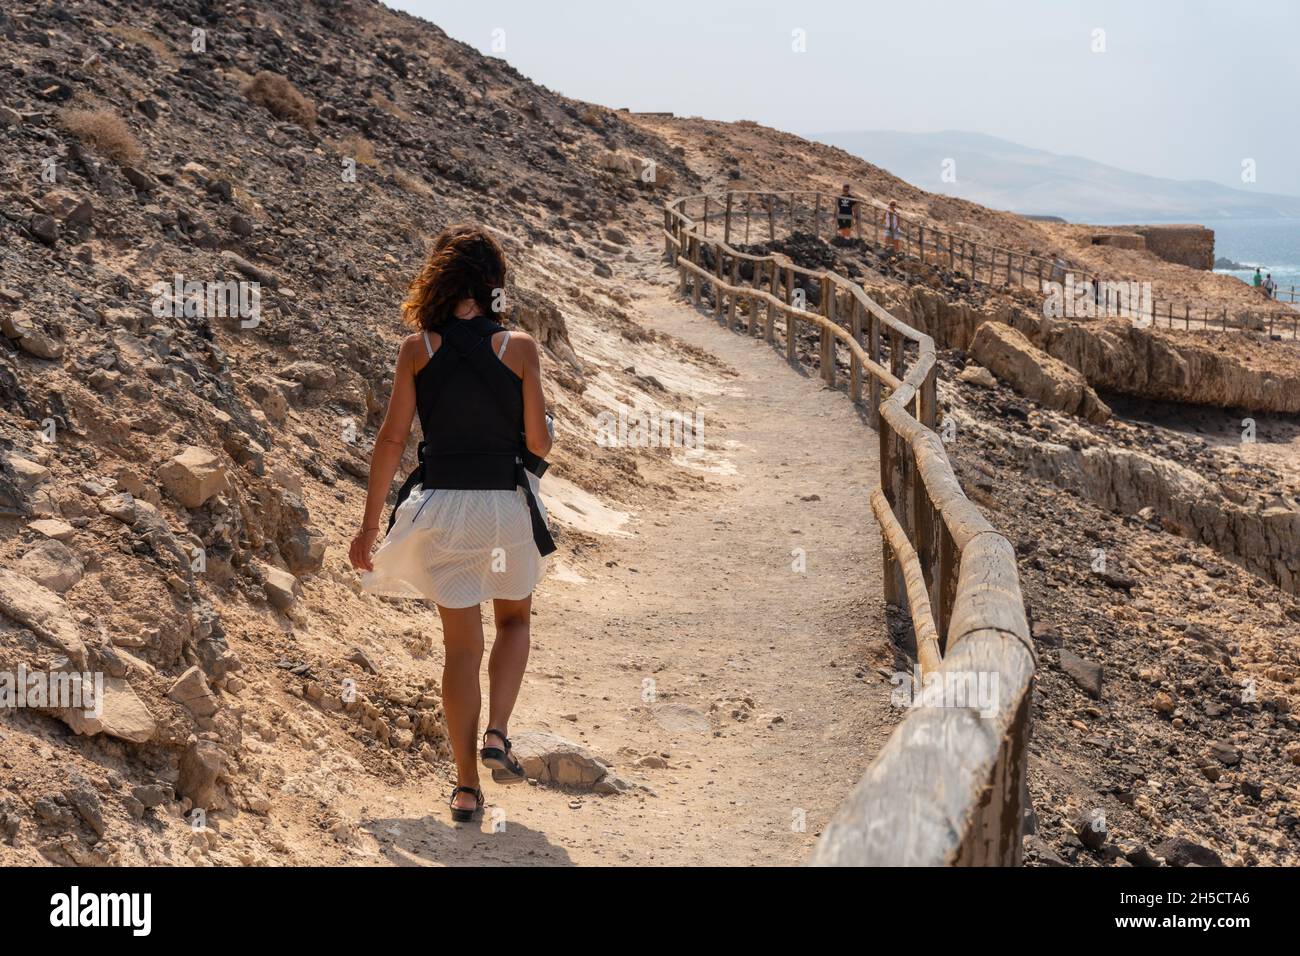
[285, 276, 893, 865]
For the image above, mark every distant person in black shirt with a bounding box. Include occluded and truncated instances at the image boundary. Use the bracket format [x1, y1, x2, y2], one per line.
[836, 184, 857, 239]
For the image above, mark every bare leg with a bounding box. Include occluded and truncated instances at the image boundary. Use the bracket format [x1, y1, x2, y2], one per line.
[486, 596, 532, 744]
[437, 603, 484, 812]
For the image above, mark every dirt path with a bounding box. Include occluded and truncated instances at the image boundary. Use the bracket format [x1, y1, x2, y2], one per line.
[335, 280, 894, 866]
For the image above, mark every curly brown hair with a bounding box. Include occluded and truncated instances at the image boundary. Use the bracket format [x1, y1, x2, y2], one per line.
[401, 224, 507, 331]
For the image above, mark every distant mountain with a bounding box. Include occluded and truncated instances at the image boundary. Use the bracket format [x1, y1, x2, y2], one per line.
[810, 130, 1300, 223]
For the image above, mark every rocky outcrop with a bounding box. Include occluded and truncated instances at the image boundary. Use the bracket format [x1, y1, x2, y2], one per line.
[1035, 321, 1300, 415]
[975, 421, 1300, 594]
[881, 282, 1300, 415]
[971, 322, 1112, 423]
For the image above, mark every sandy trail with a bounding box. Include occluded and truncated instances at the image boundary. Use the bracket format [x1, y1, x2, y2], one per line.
[335, 280, 893, 866]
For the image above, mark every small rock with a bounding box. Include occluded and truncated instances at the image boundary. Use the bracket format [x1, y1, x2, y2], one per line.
[1074, 809, 1107, 851]
[1208, 740, 1241, 766]
[510, 731, 619, 792]
[30, 214, 58, 246]
[131, 784, 173, 809]
[1059, 649, 1103, 699]
[5, 453, 49, 489]
[28, 518, 75, 541]
[261, 564, 300, 612]
[958, 364, 997, 388]
[279, 361, 337, 390]
[1153, 836, 1223, 867]
[66, 788, 105, 838]
[97, 492, 137, 524]
[1123, 844, 1161, 867]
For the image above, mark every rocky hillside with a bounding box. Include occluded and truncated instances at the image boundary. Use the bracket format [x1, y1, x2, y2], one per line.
[2, 0, 1295, 869]
[0, 0, 695, 864]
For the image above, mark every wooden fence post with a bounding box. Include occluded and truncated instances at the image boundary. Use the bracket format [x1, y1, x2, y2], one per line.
[714, 247, 725, 319]
[727, 255, 740, 329]
[691, 236, 702, 308]
[879, 413, 901, 609]
[868, 311, 882, 427]
[785, 266, 797, 363]
[849, 299, 863, 404]
[679, 233, 688, 295]
[724, 193, 733, 246]
[821, 276, 835, 387]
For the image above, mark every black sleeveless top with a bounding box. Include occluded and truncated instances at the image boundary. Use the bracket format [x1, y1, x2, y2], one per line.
[387, 314, 555, 555]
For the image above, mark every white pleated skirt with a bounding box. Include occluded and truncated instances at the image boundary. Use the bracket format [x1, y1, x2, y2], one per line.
[361, 475, 548, 608]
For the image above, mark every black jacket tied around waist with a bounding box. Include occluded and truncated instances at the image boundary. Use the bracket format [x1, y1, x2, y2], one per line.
[386, 314, 556, 557]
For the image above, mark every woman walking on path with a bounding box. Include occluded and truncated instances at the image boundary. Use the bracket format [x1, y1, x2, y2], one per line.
[349, 224, 555, 822]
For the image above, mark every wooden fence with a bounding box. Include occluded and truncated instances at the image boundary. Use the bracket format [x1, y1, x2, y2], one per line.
[663, 191, 1034, 865]
[696, 189, 1300, 341]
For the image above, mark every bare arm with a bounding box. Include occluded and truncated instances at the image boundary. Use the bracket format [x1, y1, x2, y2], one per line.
[349, 336, 420, 570]
[516, 333, 552, 458]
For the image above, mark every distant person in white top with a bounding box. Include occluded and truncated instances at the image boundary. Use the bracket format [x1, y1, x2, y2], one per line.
[882, 200, 900, 253]
[1050, 254, 1067, 285]
[1264, 273, 1276, 299]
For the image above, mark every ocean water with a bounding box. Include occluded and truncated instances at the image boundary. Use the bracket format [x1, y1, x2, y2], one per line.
[1201, 217, 1300, 300]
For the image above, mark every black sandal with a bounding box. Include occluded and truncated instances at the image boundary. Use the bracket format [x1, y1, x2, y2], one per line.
[448, 785, 484, 823]
[480, 728, 526, 784]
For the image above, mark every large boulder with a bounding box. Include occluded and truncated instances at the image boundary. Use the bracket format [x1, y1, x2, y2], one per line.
[0, 311, 63, 360]
[167, 665, 220, 718]
[17, 539, 83, 593]
[51, 674, 157, 744]
[157, 446, 227, 508]
[177, 739, 224, 810]
[0, 567, 87, 667]
[971, 322, 1112, 423]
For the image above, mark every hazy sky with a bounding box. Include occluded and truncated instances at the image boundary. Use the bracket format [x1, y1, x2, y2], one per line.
[388, 1, 1300, 197]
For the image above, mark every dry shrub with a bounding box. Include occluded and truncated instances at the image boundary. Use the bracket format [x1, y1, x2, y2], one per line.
[242, 71, 316, 129]
[370, 92, 412, 123]
[393, 169, 433, 197]
[108, 24, 179, 65]
[60, 108, 144, 164]
[338, 134, 377, 166]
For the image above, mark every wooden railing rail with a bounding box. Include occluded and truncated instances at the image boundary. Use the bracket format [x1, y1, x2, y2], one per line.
[663, 190, 1034, 866]
[684, 189, 1300, 341]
